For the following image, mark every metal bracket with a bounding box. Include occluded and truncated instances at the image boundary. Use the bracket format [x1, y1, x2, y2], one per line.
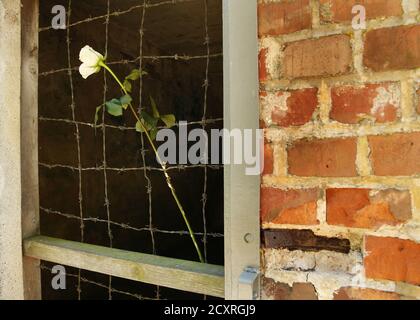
[238, 267, 260, 300]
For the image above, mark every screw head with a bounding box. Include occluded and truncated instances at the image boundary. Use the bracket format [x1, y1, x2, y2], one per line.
[244, 233, 254, 243]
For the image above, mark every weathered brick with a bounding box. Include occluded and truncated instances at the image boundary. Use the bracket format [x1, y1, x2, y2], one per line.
[260, 89, 318, 127]
[364, 25, 420, 72]
[263, 229, 351, 253]
[365, 236, 420, 285]
[288, 138, 358, 177]
[264, 248, 362, 274]
[320, 0, 403, 23]
[259, 47, 268, 82]
[283, 35, 353, 79]
[260, 188, 319, 225]
[368, 132, 420, 176]
[330, 83, 400, 124]
[327, 189, 411, 229]
[262, 277, 318, 300]
[334, 287, 401, 300]
[258, 0, 312, 37]
[263, 143, 274, 176]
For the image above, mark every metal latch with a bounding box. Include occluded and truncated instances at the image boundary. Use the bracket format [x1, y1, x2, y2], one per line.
[238, 267, 260, 300]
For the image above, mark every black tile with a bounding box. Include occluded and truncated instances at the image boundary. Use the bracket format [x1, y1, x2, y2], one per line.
[39, 72, 72, 120]
[39, 166, 79, 216]
[39, 120, 78, 166]
[39, 28, 68, 73]
[107, 169, 149, 228]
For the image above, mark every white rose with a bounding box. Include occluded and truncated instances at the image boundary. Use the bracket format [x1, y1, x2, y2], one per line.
[79, 45, 104, 79]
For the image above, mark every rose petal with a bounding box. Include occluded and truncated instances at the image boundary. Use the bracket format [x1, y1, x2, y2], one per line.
[79, 63, 97, 79]
[79, 45, 104, 66]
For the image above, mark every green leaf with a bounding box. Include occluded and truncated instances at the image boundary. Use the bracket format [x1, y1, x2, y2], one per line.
[149, 128, 158, 141]
[125, 69, 147, 81]
[136, 112, 158, 133]
[160, 114, 176, 128]
[126, 69, 141, 81]
[135, 120, 146, 133]
[141, 111, 158, 129]
[150, 96, 160, 119]
[94, 105, 103, 126]
[123, 79, 132, 93]
[120, 94, 132, 109]
[105, 99, 123, 117]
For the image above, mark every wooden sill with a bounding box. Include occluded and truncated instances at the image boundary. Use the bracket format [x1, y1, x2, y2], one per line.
[23, 236, 225, 298]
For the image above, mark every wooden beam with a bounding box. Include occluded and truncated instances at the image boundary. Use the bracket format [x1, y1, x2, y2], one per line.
[21, 0, 41, 300]
[24, 236, 225, 298]
[0, 0, 24, 300]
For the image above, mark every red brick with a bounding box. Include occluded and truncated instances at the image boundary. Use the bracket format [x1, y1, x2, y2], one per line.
[260, 89, 318, 127]
[368, 132, 420, 176]
[260, 188, 319, 225]
[259, 48, 268, 81]
[288, 138, 358, 177]
[258, 0, 312, 37]
[364, 25, 420, 72]
[365, 236, 420, 285]
[320, 0, 403, 23]
[326, 189, 411, 229]
[263, 143, 274, 176]
[334, 287, 400, 300]
[262, 277, 318, 300]
[330, 83, 399, 124]
[283, 35, 353, 79]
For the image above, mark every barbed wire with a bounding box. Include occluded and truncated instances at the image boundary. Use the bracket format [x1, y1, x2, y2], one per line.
[40, 207, 223, 238]
[39, 53, 223, 77]
[39, 0, 200, 32]
[40, 265, 159, 300]
[40, 0, 222, 300]
[39, 116, 223, 131]
[65, 0, 84, 300]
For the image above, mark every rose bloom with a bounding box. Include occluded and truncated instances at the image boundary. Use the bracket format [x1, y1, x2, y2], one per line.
[79, 45, 104, 79]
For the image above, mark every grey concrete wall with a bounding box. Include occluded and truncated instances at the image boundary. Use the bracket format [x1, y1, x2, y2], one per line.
[0, 0, 24, 300]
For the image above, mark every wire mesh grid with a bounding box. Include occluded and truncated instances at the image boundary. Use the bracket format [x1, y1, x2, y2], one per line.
[38, 0, 223, 300]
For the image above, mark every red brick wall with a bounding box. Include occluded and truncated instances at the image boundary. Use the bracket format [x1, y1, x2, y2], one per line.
[259, 0, 420, 300]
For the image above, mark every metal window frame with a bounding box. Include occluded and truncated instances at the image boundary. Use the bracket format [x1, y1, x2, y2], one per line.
[223, 0, 260, 300]
[0, 0, 260, 300]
